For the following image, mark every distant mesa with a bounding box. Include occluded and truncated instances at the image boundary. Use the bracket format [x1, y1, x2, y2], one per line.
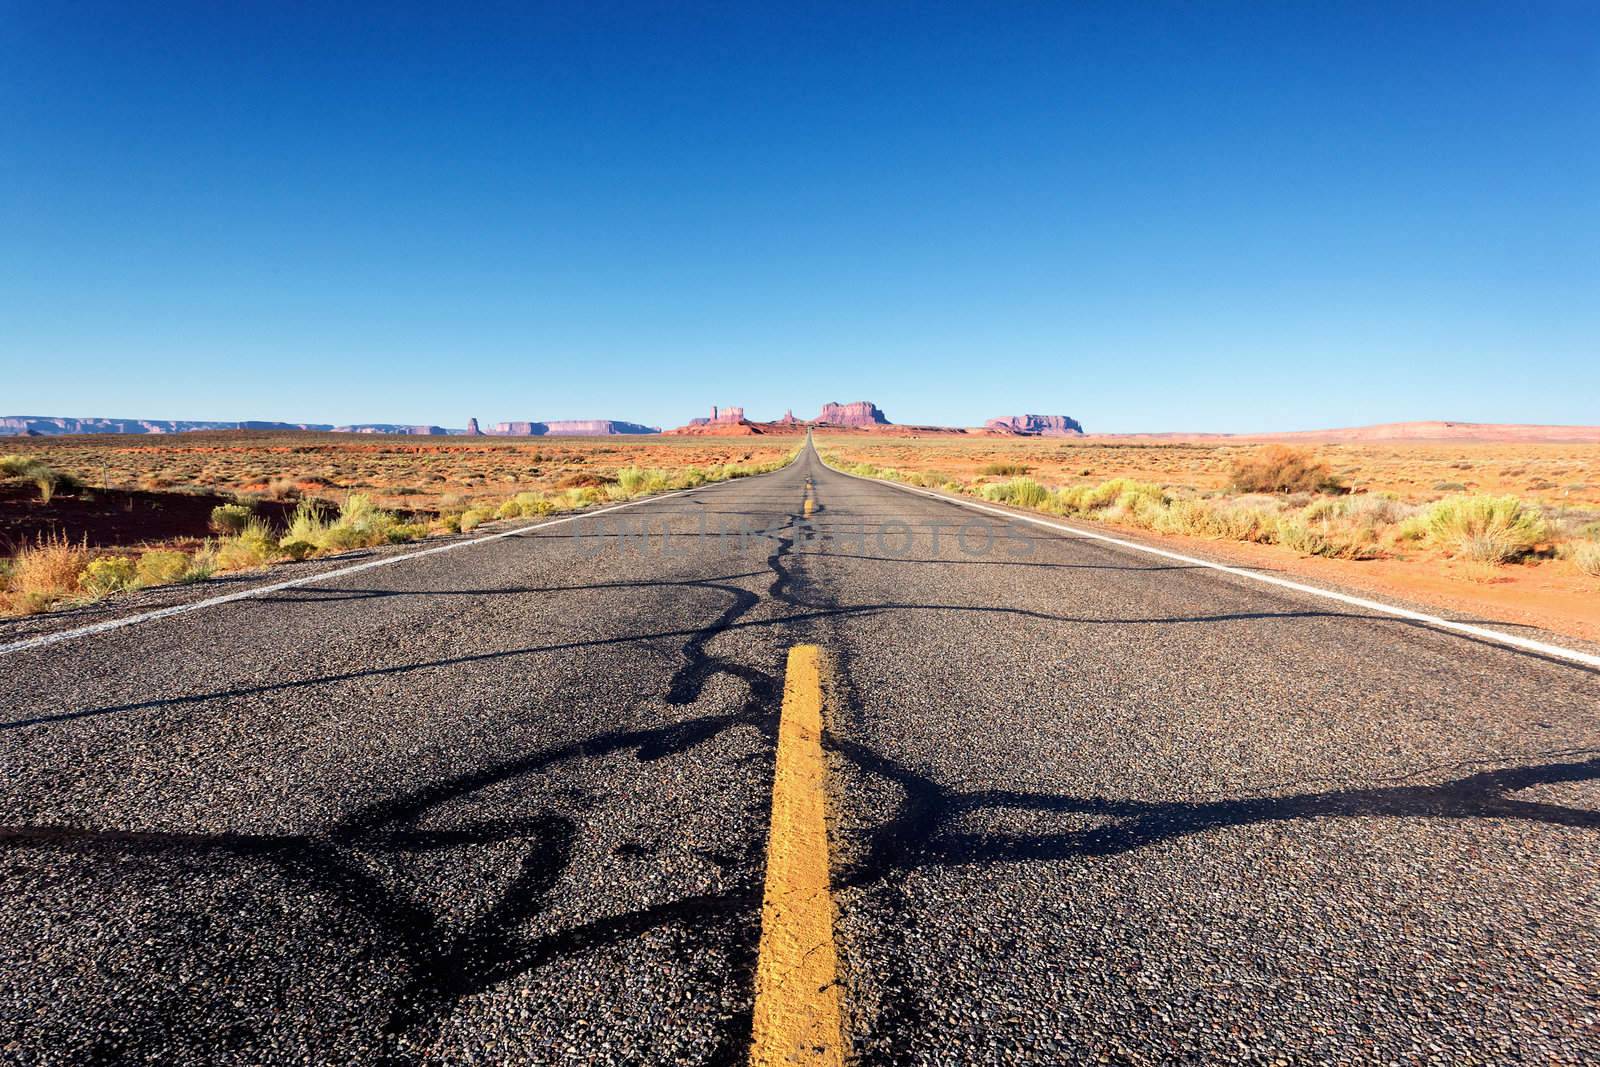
[1, 415, 283, 435]
[0, 415, 455, 436]
[985, 414, 1085, 436]
[0, 414, 661, 437]
[331, 424, 450, 435]
[815, 400, 889, 427]
[486, 419, 660, 437]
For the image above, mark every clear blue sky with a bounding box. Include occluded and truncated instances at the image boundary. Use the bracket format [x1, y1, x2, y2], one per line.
[3, 2, 1596, 432]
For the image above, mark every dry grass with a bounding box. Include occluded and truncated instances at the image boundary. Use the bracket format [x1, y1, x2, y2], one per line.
[1, 454, 80, 503]
[1564, 540, 1600, 579]
[212, 518, 282, 572]
[210, 503, 253, 535]
[135, 550, 193, 585]
[4, 531, 89, 614]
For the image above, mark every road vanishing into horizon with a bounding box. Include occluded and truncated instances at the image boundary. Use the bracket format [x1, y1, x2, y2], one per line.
[2, 437, 1597, 1064]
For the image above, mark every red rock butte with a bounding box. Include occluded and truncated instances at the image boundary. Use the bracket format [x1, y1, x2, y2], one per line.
[485, 419, 660, 436]
[815, 401, 890, 427]
[985, 414, 1084, 436]
[666, 400, 894, 435]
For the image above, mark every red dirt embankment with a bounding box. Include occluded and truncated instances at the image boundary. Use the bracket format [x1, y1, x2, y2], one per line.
[0, 485, 299, 552]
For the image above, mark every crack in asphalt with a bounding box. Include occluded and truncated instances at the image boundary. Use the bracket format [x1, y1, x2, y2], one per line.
[0, 495, 825, 1061]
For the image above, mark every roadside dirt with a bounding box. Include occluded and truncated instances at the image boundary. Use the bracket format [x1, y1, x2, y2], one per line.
[1085, 518, 1600, 645]
[0, 485, 300, 552]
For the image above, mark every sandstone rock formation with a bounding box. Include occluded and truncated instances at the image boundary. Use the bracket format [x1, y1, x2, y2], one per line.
[0, 416, 302, 435]
[984, 414, 1084, 436]
[0, 416, 456, 435]
[663, 421, 765, 436]
[686, 405, 748, 428]
[0, 413, 669, 437]
[815, 401, 889, 426]
[329, 423, 447, 435]
[487, 419, 659, 436]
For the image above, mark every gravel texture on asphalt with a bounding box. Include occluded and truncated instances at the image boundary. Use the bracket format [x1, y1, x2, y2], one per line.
[804, 458, 1600, 1066]
[2, 440, 1596, 1064]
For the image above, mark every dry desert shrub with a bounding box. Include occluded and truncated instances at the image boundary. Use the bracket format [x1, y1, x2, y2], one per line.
[213, 519, 282, 572]
[980, 477, 1050, 508]
[459, 508, 494, 533]
[1, 455, 79, 502]
[1275, 515, 1381, 560]
[79, 555, 137, 596]
[1230, 446, 1341, 494]
[1422, 494, 1548, 563]
[285, 494, 411, 552]
[209, 502, 254, 535]
[136, 549, 193, 585]
[1566, 540, 1600, 579]
[513, 491, 554, 517]
[5, 531, 89, 613]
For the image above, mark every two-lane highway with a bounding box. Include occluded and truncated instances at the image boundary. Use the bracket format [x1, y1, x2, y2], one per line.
[2, 439, 1596, 1064]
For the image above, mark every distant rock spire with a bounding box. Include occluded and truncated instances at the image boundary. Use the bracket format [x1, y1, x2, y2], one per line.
[465, 417, 483, 436]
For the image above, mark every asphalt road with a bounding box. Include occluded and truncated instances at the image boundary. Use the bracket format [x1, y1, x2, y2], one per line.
[2, 438, 1597, 1064]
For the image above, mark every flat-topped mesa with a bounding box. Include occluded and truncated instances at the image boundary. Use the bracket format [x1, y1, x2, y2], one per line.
[488, 419, 659, 436]
[985, 414, 1084, 436]
[333, 424, 449, 435]
[0, 415, 470, 435]
[815, 401, 889, 427]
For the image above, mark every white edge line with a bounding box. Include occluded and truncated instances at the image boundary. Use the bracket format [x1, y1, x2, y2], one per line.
[819, 451, 1600, 671]
[0, 476, 748, 658]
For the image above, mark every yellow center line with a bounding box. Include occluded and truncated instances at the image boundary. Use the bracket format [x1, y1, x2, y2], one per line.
[750, 644, 844, 1066]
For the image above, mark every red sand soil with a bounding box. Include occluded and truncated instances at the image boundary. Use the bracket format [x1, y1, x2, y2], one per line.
[1034, 510, 1600, 645]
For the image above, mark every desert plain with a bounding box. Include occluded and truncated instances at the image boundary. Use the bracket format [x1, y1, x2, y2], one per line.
[2, 429, 1596, 641]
